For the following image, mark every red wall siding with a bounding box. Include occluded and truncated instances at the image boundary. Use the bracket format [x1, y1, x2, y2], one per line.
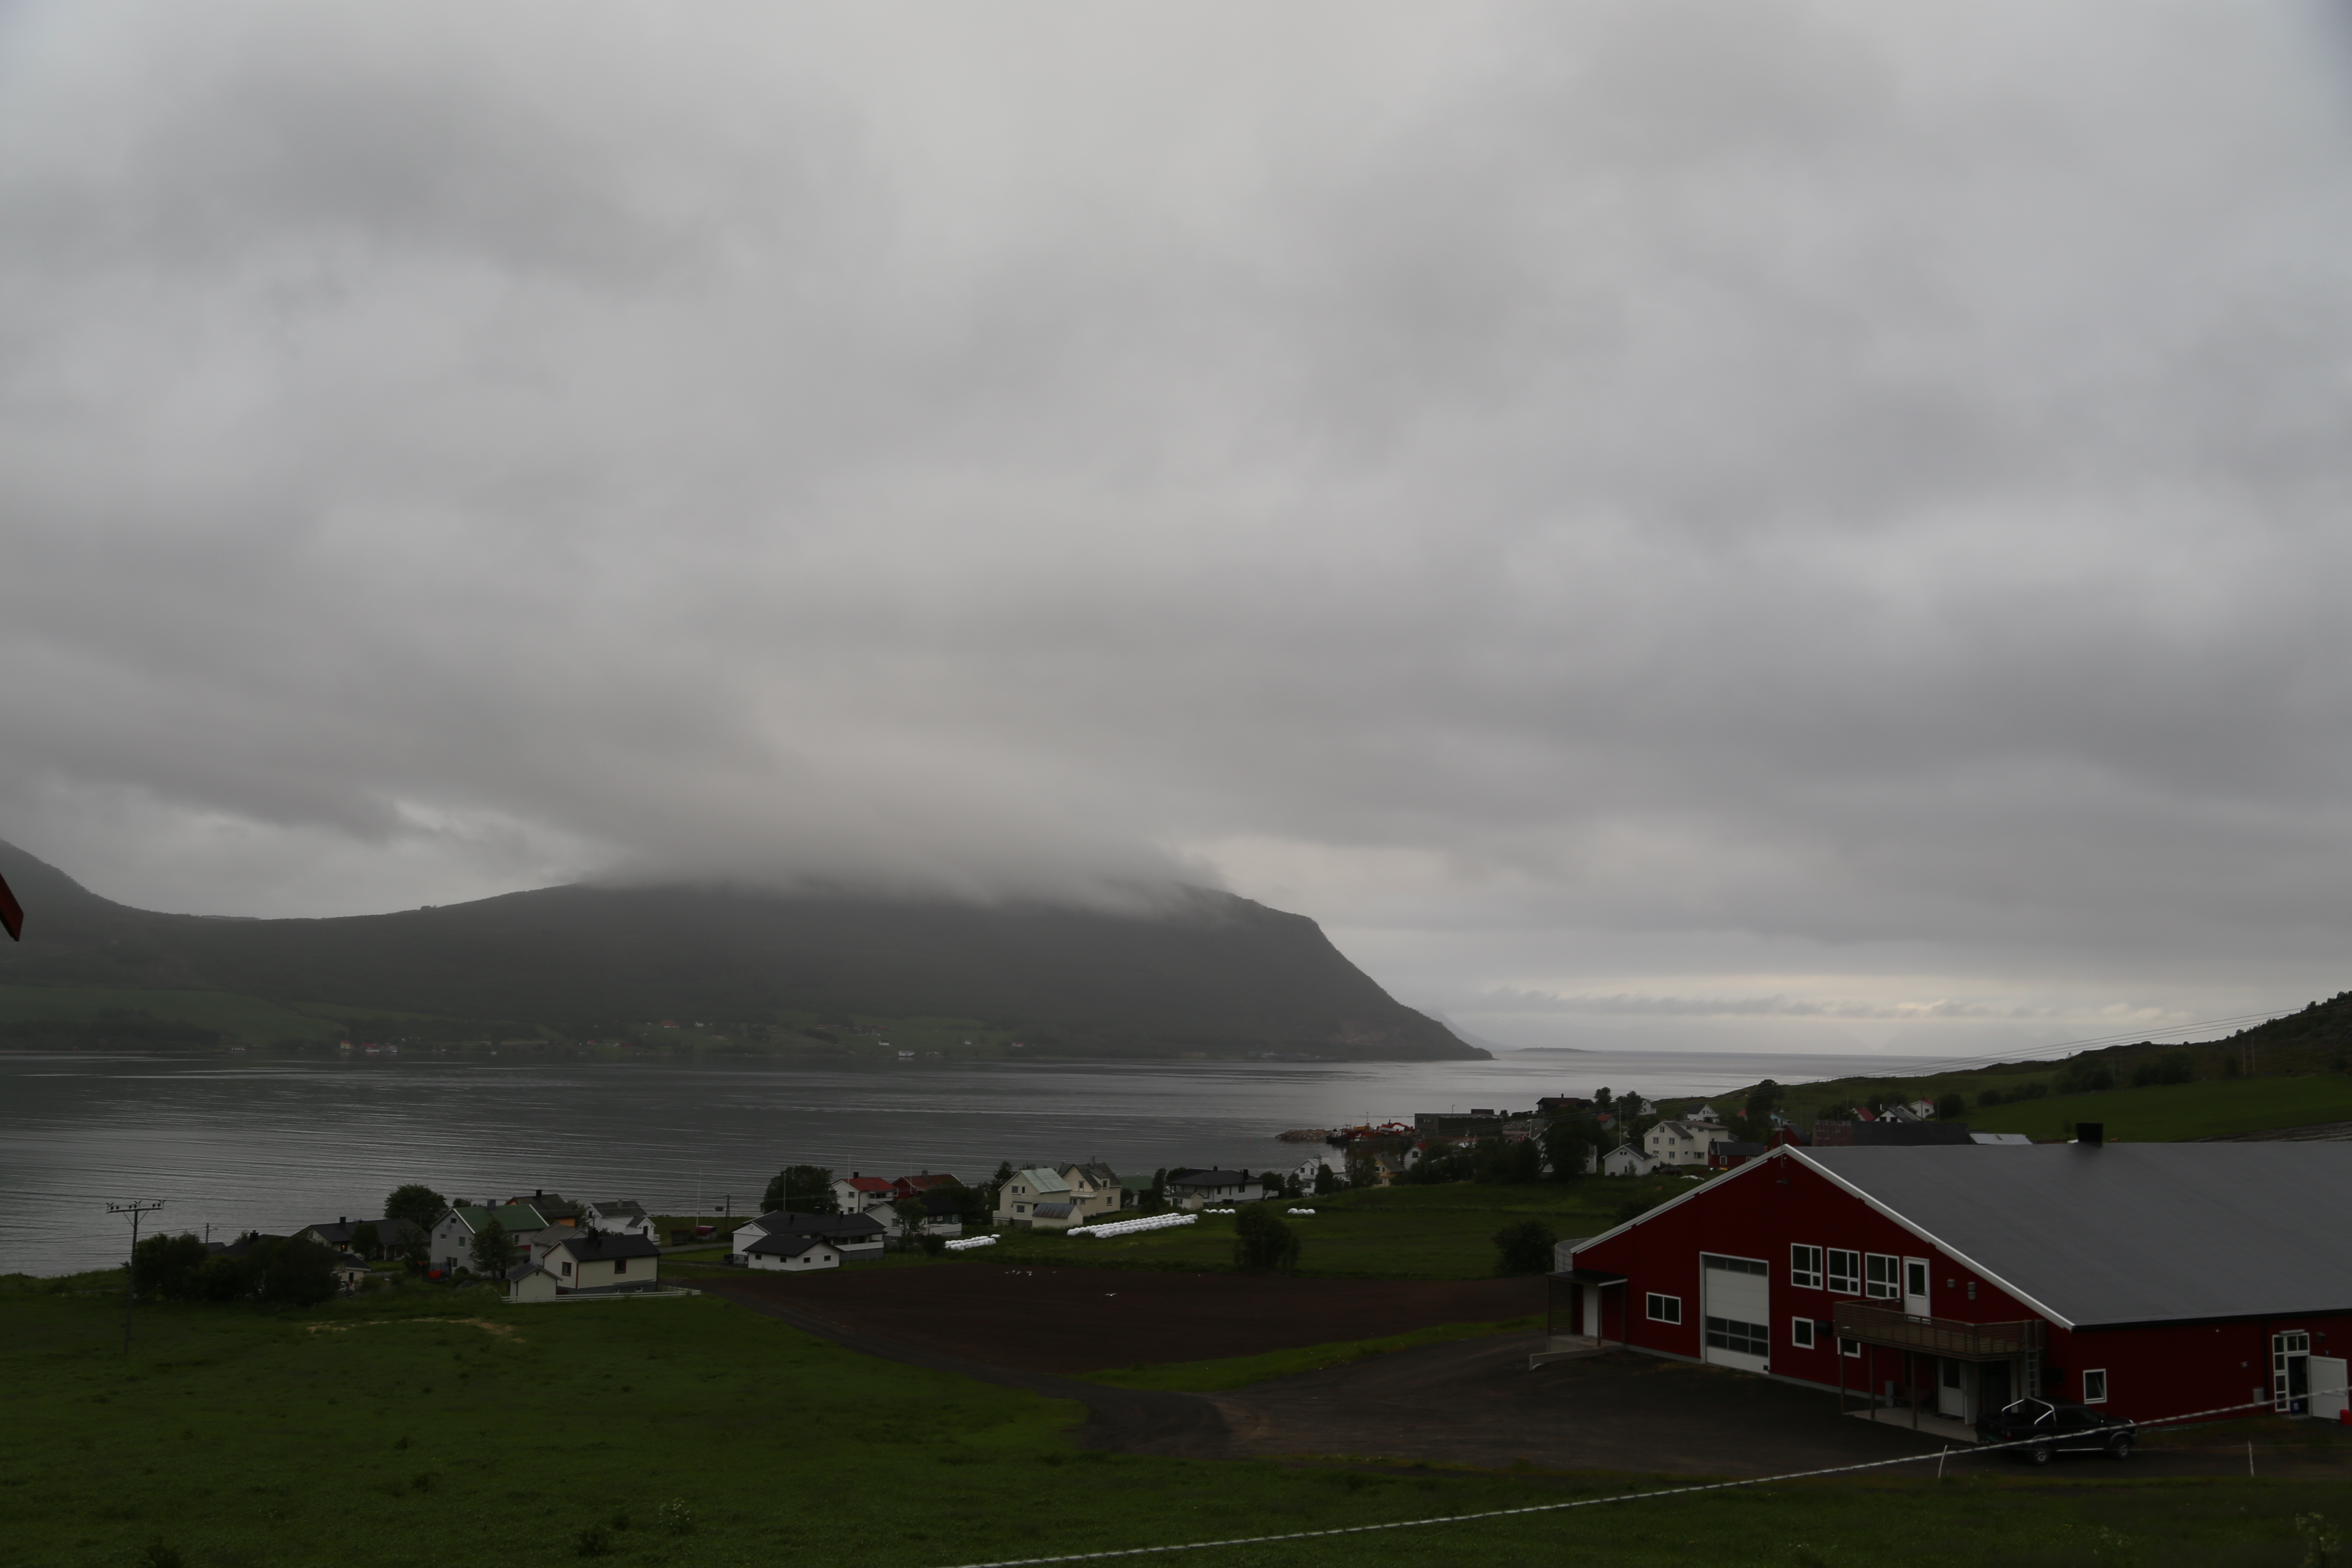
[1571, 1148, 2352, 1424]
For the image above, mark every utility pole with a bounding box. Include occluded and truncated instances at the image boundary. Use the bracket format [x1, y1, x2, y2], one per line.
[108, 1200, 165, 1354]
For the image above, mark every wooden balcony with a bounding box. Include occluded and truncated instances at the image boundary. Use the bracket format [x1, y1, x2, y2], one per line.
[1832, 1302, 2045, 1360]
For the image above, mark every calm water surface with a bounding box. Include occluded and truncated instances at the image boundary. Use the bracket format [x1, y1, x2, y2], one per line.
[0, 1048, 1931, 1274]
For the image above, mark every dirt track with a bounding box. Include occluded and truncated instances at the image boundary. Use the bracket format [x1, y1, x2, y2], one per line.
[708, 1262, 1540, 1373]
[699, 1265, 2352, 1480]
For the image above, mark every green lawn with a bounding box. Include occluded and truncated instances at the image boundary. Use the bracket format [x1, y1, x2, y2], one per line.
[2, 1271, 2346, 1568]
[1965, 1074, 2352, 1142]
[976, 1175, 1700, 1279]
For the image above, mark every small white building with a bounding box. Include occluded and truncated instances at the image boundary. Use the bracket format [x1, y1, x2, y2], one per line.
[732, 1209, 886, 1262]
[742, 1233, 840, 1271]
[429, 1202, 549, 1277]
[542, 1231, 662, 1294]
[584, 1200, 658, 1240]
[1602, 1144, 1662, 1177]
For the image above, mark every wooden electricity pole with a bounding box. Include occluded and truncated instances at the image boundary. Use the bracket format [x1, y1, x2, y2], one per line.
[108, 1200, 165, 1354]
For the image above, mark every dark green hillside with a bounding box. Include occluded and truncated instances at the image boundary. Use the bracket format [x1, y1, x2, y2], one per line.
[0, 841, 1479, 1060]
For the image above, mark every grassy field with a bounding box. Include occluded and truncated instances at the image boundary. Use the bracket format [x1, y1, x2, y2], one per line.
[1083, 1316, 1540, 1391]
[3, 1271, 2347, 1568]
[1964, 1075, 2352, 1142]
[974, 1174, 1699, 1279]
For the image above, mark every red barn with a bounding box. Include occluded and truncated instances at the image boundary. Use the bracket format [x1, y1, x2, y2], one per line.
[1561, 1141, 2352, 1427]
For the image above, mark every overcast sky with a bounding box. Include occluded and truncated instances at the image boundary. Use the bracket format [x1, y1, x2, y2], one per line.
[4, 1, 2351, 1054]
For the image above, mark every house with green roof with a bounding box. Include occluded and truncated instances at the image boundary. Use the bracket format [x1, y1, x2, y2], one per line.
[993, 1167, 1071, 1228]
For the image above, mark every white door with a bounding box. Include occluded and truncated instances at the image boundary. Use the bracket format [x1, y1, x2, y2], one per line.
[1903, 1257, 1931, 1318]
[1701, 1253, 1770, 1373]
[1582, 1283, 1603, 1341]
[2311, 1356, 2348, 1422]
[1937, 1358, 1968, 1419]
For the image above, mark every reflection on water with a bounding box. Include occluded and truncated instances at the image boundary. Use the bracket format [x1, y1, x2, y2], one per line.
[0, 1048, 1930, 1274]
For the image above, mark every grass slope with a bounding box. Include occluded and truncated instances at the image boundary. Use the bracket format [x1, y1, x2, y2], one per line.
[1, 1273, 2342, 1568]
[979, 1176, 1698, 1279]
[0, 986, 349, 1042]
[1963, 1075, 2352, 1142]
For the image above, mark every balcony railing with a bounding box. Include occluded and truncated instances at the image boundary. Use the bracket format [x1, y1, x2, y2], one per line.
[1832, 1302, 2045, 1359]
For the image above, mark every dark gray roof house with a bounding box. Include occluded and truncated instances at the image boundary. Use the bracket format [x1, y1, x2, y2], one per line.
[744, 1232, 833, 1258]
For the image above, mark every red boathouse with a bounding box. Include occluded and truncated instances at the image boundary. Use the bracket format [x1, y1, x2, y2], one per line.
[1561, 1140, 2352, 1427]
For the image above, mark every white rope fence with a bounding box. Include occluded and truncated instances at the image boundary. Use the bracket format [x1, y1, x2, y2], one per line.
[932, 1381, 2349, 1568]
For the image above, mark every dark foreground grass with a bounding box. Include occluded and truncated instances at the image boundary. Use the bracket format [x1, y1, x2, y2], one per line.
[3, 1271, 2346, 1568]
[979, 1174, 1699, 1279]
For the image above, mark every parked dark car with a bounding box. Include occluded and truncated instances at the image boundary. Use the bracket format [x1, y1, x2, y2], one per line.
[1977, 1397, 2137, 1463]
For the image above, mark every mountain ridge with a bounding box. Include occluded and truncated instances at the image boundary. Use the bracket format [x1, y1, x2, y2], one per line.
[0, 841, 1484, 1061]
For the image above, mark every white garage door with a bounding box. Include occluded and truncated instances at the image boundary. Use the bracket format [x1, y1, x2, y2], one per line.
[1701, 1253, 1770, 1374]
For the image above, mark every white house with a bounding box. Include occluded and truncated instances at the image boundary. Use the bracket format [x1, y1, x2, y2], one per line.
[742, 1232, 839, 1272]
[996, 1167, 1073, 1227]
[1166, 1170, 1265, 1209]
[831, 1175, 898, 1219]
[584, 1200, 658, 1240]
[732, 1209, 886, 1262]
[429, 1202, 549, 1277]
[1057, 1163, 1125, 1221]
[1602, 1144, 1662, 1177]
[1641, 1120, 1726, 1169]
[541, 1231, 662, 1294]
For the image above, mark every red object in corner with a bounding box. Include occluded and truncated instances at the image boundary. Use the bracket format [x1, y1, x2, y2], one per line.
[0, 870, 21, 942]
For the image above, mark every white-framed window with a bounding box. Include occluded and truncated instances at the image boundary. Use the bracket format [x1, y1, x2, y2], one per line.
[1791, 1317, 1816, 1349]
[2083, 1369, 2108, 1403]
[1825, 1249, 1860, 1294]
[1864, 1254, 1900, 1300]
[1646, 1292, 1683, 1324]
[1790, 1244, 1822, 1289]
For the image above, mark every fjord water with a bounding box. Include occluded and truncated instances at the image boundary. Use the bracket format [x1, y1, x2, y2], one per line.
[0, 1049, 1932, 1274]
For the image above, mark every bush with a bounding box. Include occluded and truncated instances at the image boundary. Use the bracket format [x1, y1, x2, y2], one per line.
[1934, 1093, 1965, 1121]
[655, 1501, 696, 1536]
[1232, 1205, 1300, 1271]
[2131, 1050, 2195, 1089]
[132, 1233, 211, 1301]
[1493, 1219, 1557, 1276]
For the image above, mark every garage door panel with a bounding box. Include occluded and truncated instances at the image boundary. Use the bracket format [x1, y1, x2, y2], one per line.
[1701, 1253, 1770, 1373]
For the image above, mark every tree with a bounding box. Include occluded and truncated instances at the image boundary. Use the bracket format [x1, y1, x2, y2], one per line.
[249, 1238, 339, 1306]
[132, 1232, 209, 1301]
[1593, 1087, 1614, 1108]
[385, 1184, 447, 1233]
[1736, 1081, 1784, 1142]
[762, 1166, 839, 1215]
[1541, 1119, 1589, 1182]
[1934, 1093, 1966, 1121]
[1312, 1162, 1343, 1197]
[468, 1218, 518, 1279]
[1343, 1145, 1383, 1190]
[1493, 1219, 1557, 1276]
[891, 1197, 930, 1246]
[1233, 1205, 1300, 1271]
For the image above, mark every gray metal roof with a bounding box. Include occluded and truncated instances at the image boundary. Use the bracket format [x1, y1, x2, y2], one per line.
[1801, 1143, 2352, 1327]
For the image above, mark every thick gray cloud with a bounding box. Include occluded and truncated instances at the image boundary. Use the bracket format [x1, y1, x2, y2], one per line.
[4, 0, 2351, 1049]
